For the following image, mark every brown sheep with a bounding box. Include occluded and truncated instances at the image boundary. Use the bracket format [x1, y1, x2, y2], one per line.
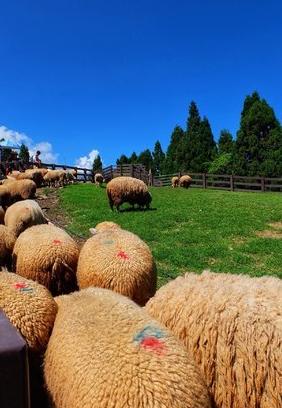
[171, 176, 179, 188]
[0, 271, 57, 353]
[77, 227, 156, 306]
[13, 224, 79, 296]
[89, 220, 121, 235]
[5, 179, 37, 204]
[4, 199, 48, 237]
[179, 175, 192, 188]
[44, 170, 66, 188]
[0, 185, 12, 209]
[0, 206, 4, 224]
[145, 271, 282, 408]
[44, 288, 212, 408]
[107, 176, 152, 211]
[0, 225, 17, 267]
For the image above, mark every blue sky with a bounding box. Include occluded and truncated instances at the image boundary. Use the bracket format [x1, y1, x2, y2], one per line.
[0, 0, 282, 167]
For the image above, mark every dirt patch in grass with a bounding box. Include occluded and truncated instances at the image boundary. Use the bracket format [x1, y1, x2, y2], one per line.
[256, 230, 282, 239]
[268, 222, 282, 230]
[36, 188, 86, 247]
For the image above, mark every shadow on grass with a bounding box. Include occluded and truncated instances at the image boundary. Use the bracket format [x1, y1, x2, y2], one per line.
[119, 207, 157, 213]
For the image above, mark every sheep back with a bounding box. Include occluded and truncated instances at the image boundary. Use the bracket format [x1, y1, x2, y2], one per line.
[0, 225, 16, 266]
[179, 175, 192, 188]
[4, 199, 48, 237]
[145, 271, 282, 408]
[171, 176, 179, 187]
[0, 271, 57, 352]
[13, 224, 79, 296]
[44, 288, 211, 408]
[77, 228, 156, 305]
[106, 176, 152, 210]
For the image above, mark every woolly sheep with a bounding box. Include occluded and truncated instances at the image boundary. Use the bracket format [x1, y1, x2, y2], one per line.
[0, 271, 57, 352]
[89, 220, 121, 235]
[44, 170, 66, 188]
[179, 175, 192, 188]
[145, 271, 282, 408]
[0, 225, 17, 267]
[13, 224, 79, 296]
[0, 185, 11, 209]
[171, 176, 179, 188]
[11, 169, 44, 187]
[4, 199, 48, 237]
[44, 288, 211, 408]
[94, 172, 104, 186]
[5, 179, 37, 204]
[77, 228, 157, 305]
[107, 176, 152, 211]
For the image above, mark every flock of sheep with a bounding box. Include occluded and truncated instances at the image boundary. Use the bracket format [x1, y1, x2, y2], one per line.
[0, 168, 281, 408]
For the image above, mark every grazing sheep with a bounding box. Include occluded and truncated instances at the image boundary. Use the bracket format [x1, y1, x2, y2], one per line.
[18, 169, 45, 187]
[145, 271, 282, 408]
[171, 176, 179, 188]
[77, 228, 157, 306]
[179, 175, 192, 188]
[13, 224, 79, 296]
[107, 176, 152, 211]
[44, 288, 211, 408]
[5, 179, 37, 204]
[89, 220, 121, 235]
[0, 271, 57, 352]
[4, 199, 48, 237]
[44, 170, 66, 188]
[94, 172, 104, 186]
[0, 225, 17, 267]
[0, 206, 5, 224]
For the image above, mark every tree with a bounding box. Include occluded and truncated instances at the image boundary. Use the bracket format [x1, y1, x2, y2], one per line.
[18, 144, 30, 163]
[138, 149, 153, 171]
[185, 101, 217, 172]
[93, 154, 103, 172]
[208, 153, 233, 174]
[116, 154, 130, 165]
[129, 152, 138, 164]
[164, 126, 185, 173]
[234, 91, 282, 176]
[218, 130, 234, 154]
[152, 140, 165, 175]
[1, 147, 12, 162]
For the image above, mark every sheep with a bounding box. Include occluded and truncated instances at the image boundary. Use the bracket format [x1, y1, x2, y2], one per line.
[19, 169, 45, 187]
[0, 205, 5, 224]
[89, 220, 121, 235]
[179, 175, 192, 188]
[0, 271, 57, 353]
[44, 170, 66, 188]
[106, 176, 152, 211]
[13, 224, 79, 296]
[0, 185, 12, 208]
[5, 179, 37, 204]
[145, 271, 282, 408]
[171, 176, 179, 188]
[4, 199, 48, 237]
[77, 227, 157, 306]
[44, 288, 211, 408]
[94, 172, 104, 186]
[0, 225, 17, 267]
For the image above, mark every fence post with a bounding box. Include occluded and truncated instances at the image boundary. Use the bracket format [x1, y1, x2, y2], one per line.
[83, 169, 87, 183]
[110, 165, 113, 180]
[230, 174, 234, 191]
[203, 173, 207, 189]
[131, 164, 134, 177]
[120, 164, 123, 176]
[52, 164, 55, 170]
[261, 177, 265, 192]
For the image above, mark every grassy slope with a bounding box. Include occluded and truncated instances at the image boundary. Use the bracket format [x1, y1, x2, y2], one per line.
[59, 184, 282, 286]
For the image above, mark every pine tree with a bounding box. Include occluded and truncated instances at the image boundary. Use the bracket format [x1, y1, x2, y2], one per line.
[164, 126, 185, 173]
[116, 154, 130, 165]
[218, 130, 234, 154]
[185, 102, 217, 172]
[18, 144, 30, 163]
[138, 149, 153, 171]
[152, 140, 165, 175]
[234, 91, 282, 176]
[129, 152, 138, 164]
[93, 154, 103, 172]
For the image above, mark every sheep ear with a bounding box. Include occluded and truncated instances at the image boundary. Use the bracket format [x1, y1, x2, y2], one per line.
[89, 228, 98, 235]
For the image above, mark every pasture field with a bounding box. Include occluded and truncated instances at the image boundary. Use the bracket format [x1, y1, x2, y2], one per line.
[59, 184, 282, 286]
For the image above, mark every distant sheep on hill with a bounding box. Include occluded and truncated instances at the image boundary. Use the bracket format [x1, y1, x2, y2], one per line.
[107, 176, 152, 211]
[94, 173, 104, 186]
[145, 270, 282, 408]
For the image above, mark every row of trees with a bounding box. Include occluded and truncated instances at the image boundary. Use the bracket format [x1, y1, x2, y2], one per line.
[116, 92, 282, 177]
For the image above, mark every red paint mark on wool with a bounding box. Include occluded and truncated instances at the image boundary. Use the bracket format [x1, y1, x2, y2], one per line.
[53, 239, 62, 245]
[140, 336, 166, 356]
[117, 250, 129, 260]
[14, 282, 28, 290]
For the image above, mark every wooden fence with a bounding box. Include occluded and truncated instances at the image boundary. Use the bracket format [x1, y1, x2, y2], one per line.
[154, 172, 282, 192]
[102, 164, 149, 184]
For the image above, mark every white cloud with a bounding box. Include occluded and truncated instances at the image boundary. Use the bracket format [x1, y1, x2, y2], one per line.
[75, 149, 100, 169]
[0, 125, 58, 163]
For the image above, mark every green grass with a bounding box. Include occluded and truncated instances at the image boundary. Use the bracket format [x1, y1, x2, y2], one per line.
[59, 184, 282, 286]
